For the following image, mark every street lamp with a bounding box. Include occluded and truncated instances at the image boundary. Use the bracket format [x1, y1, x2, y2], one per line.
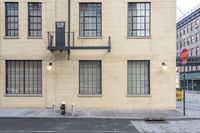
[162, 62, 168, 70]
[47, 62, 53, 71]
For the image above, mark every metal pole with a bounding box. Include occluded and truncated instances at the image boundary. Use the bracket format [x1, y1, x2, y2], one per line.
[192, 79, 194, 91]
[67, 0, 71, 60]
[183, 65, 186, 116]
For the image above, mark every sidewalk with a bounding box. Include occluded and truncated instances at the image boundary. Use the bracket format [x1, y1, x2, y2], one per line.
[0, 92, 199, 120]
[0, 108, 199, 120]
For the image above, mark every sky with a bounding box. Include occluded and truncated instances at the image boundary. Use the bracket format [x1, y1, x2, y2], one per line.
[177, 0, 200, 19]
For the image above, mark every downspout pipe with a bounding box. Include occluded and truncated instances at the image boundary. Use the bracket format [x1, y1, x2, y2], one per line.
[67, 0, 71, 60]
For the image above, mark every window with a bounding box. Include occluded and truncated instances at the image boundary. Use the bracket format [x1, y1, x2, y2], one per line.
[191, 48, 194, 56]
[128, 3, 150, 37]
[28, 3, 42, 37]
[196, 33, 199, 42]
[187, 24, 190, 33]
[79, 61, 102, 95]
[196, 19, 199, 25]
[180, 29, 182, 37]
[5, 2, 18, 37]
[6, 60, 42, 95]
[179, 41, 182, 49]
[176, 42, 178, 49]
[191, 22, 194, 31]
[127, 60, 150, 95]
[184, 39, 187, 47]
[187, 37, 191, 45]
[191, 35, 195, 44]
[79, 3, 102, 37]
[177, 31, 179, 38]
[196, 46, 199, 56]
[183, 27, 186, 35]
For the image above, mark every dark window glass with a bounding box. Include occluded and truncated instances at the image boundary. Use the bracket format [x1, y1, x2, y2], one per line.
[191, 48, 194, 56]
[79, 61, 102, 95]
[6, 60, 42, 94]
[128, 3, 150, 37]
[79, 3, 102, 37]
[128, 60, 150, 95]
[180, 41, 182, 49]
[5, 2, 18, 36]
[28, 3, 42, 37]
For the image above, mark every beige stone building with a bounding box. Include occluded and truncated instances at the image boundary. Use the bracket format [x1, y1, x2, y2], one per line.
[0, 0, 176, 110]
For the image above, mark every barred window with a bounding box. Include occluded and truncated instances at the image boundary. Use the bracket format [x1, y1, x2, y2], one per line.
[128, 61, 150, 95]
[128, 3, 150, 37]
[6, 60, 42, 95]
[79, 61, 102, 95]
[79, 3, 102, 37]
[5, 2, 18, 36]
[28, 3, 42, 37]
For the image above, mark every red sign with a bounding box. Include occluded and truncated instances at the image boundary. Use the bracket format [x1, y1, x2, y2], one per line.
[181, 48, 188, 65]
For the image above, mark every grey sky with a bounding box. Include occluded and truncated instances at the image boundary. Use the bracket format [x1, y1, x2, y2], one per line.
[177, 0, 200, 19]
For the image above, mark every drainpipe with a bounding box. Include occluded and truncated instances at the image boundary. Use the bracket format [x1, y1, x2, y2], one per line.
[67, 0, 71, 60]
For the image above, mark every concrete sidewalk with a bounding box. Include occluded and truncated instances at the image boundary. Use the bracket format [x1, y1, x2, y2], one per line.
[1, 92, 200, 120]
[0, 108, 198, 120]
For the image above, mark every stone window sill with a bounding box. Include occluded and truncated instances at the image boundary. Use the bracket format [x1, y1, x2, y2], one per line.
[78, 94, 103, 97]
[127, 36, 151, 39]
[126, 94, 151, 97]
[4, 36, 20, 39]
[78, 36, 103, 39]
[4, 94, 43, 97]
[27, 36, 43, 39]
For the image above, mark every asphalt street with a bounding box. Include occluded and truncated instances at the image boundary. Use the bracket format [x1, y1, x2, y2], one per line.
[0, 118, 139, 133]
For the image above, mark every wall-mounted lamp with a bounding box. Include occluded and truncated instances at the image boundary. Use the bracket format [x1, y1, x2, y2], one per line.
[162, 62, 168, 70]
[47, 62, 53, 71]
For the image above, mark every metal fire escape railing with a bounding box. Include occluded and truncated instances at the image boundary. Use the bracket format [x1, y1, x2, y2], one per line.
[47, 32, 111, 52]
[47, 0, 111, 60]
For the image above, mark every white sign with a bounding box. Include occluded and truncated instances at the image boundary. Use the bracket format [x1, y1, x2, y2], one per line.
[176, 72, 180, 88]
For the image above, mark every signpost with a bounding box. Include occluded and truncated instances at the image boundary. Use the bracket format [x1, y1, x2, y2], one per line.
[181, 48, 188, 116]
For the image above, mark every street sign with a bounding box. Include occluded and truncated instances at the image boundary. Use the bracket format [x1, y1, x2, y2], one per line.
[181, 48, 188, 65]
[182, 60, 187, 65]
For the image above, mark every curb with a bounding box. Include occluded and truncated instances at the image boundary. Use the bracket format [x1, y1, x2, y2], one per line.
[0, 116, 200, 121]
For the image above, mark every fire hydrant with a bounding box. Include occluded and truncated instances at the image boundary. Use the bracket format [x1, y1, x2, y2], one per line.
[60, 101, 66, 115]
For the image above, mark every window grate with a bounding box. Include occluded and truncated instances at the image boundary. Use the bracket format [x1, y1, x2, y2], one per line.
[79, 61, 102, 95]
[6, 60, 42, 94]
[28, 2, 42, 37]
[5, 2, 19, 37]
[79, 3, 102, 37]
[128, 2, 151, 37]
[128, 60, 150, 95]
